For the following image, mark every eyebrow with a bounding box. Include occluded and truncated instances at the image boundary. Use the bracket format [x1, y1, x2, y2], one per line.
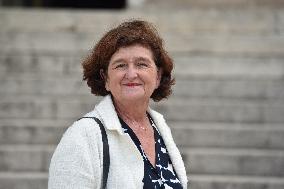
[135, 57, 152, 63]
[110, 58, 125, 66]
[110, 56, 152, 66]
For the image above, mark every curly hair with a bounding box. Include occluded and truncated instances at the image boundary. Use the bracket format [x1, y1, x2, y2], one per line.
[82, 19, 175, 101]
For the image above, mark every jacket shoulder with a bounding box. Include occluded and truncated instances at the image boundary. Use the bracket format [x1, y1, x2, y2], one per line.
[48, 113, 103, 188]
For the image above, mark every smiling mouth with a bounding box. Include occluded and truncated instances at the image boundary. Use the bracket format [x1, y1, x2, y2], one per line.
[124, 83, 141, 87]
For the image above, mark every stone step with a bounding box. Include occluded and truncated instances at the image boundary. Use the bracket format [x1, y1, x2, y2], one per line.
[173, 56, 284, 79]
[0, 96, 283, 123]
[0, 118, 71, 128]
[0, 172, 283, 189]
[0, 145, 54, 172]
[0, 31, 93, 54]
[0, 95, 99, 119]
[164, 34, 284, 55]
[0, 122, 67, 145]
[155, 98, 284, 123]
[182, 148, 284, 176]
[2, 118, 283, 129]
[174, 78, 284, 99]
[189, 174, 284, 189]
[1, 75, 283, 100]
[0, 31, 284, 56]
[0, 8, 283, 35]
[137, 0, 284, 9]
[172, 123, 284, 149]
[1, 121, 284, 149]
[0, 172, 47, 189]
[1, 54, 283, 79]
[0, 145, 283, 177]
[0, 76, 89, 97]
[0, 53, 82, 77]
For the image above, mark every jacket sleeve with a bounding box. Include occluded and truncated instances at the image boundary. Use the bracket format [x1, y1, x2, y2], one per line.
[48, 120, 102, 189]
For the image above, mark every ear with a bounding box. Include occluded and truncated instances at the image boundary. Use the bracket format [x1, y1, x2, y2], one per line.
[100, 69, 110, 91]
[155, 68, 162, 89]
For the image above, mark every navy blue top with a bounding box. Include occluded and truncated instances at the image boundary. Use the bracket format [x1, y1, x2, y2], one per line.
[118, 114, 183, 189]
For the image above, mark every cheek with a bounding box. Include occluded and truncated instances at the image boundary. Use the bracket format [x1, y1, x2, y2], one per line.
[144, 72, 160, 88]
[105, 71, 123, 91]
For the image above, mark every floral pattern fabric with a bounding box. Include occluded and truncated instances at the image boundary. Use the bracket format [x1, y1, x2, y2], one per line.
[118, 114, 183, 189]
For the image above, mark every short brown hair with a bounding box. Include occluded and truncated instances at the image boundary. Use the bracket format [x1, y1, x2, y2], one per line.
[82, 20, 175, 101]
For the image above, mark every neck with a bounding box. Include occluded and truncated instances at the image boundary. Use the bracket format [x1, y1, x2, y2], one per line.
[112, 96, 152, 132]
[113, 98, 149, 122]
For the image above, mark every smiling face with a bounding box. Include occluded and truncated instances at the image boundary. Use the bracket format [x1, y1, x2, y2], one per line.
[105, 44, 161, 103]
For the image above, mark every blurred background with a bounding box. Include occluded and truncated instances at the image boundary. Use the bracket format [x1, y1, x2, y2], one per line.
[0, 0, 284, 189]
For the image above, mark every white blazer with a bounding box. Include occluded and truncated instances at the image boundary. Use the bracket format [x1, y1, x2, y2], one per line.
[48, 95, 188, 189]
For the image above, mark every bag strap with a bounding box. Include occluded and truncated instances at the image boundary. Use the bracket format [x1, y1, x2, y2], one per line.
[78, 117, 109, 189]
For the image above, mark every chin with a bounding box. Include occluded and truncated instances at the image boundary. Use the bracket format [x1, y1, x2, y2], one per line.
[122, 93, 146, 101]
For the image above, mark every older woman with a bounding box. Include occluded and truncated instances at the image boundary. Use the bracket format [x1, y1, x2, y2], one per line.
[48, 20, 188, 189]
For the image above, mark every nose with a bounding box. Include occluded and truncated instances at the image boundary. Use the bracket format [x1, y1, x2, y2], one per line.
[125, 65, 138, 80]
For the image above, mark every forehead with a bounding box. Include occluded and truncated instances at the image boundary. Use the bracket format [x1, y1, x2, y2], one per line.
[110, 44, 154, 62]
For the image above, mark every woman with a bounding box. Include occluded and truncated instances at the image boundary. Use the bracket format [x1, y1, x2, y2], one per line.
[48, 20, 188, 189]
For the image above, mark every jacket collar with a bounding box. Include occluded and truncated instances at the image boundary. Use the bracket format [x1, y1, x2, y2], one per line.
[94, 95, 125, 135]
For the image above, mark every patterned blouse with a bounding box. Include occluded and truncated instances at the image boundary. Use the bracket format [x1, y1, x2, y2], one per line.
[118, 114, 183, 189]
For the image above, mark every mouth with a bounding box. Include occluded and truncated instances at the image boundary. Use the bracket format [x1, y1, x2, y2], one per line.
[124, 83, 141, 87]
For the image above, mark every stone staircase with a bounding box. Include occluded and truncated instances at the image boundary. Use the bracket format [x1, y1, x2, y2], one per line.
[1, 1, 284, 188]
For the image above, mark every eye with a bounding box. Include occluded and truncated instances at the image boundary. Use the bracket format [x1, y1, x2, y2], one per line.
[137, 62, 149, 68]
[114, 63, 126, 69]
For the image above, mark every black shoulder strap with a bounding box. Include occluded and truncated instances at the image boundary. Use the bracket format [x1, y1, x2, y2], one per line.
[78, 117, 109, 189]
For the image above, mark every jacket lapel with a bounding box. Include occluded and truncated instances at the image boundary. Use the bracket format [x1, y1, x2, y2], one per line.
[94, 95, 144, 188]
[94, 95, 124, 135]
[148, 109, 188, 189]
